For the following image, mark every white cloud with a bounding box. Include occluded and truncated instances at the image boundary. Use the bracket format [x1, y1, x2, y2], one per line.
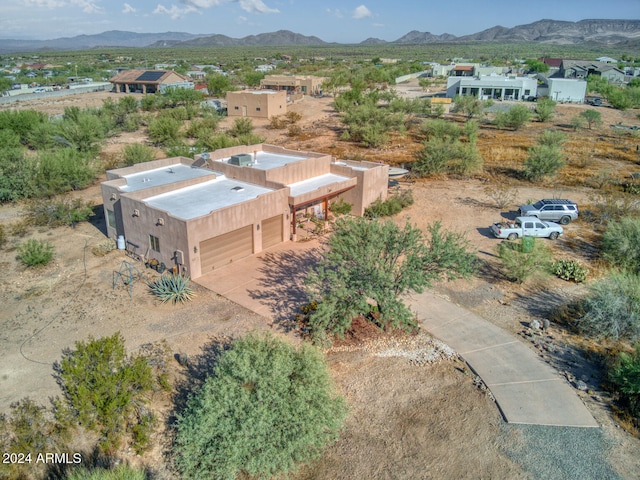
[71, 0, 105, 13]
[23, 0, 66, 8]
[352, 4, 371, 19]
[179, 0, 278, 14]
[326, 8, 343, 19]
[236, 15, 247, 23]
[153, 3, 198, 19]
[373, 23, 383, 27]
[122, 2, 136, 13]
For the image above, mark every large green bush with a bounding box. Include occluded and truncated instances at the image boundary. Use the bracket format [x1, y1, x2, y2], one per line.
[147, 115, 182, 145]
[523, 144, 565, 182]
[608, 345, 640, 422]
[602, 217, 640, 274]
[26, 197, 94, 227]
[364, 189, 414, 218]
[493, 104, 533, 130]
[497, 237, 551, 283]
[576, 272, 640, 342]
[31, 148, 96, 196]
[55, 333, 155, 453]
[123, 143, 156, 166]
[175, 334, 347, 480]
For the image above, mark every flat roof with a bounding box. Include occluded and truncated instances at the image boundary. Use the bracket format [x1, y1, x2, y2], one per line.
[217, 151, 308, 171]
[144, 174, 274, 220]
[120, 164, 215, 192]
[288, 173, 351, 197]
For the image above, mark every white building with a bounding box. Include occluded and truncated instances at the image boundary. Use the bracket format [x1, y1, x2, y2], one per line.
[446, 75, 538, 101]
[537, 78, 587, 103]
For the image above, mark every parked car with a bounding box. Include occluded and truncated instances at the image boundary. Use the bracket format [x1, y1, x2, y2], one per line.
[490, 217, 563, 240]
[518, 199, 578, 225]
[587, 97, 602, 106]
[33, 88, 46, 93]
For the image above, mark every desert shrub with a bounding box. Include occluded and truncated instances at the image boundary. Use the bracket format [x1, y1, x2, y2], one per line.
[0, 109, 48, 142]
[269, 115, 288, 129]
[55, 111, 110, 153]
[484, 183, 518, 210]
[65, 464, 147, 480]
[31, 149, 96, 196]
[25, 197, 94, 227]
[0, 225, 5, 249]
[229, 117, 254, 137]
[535, 98, 556, 122]
[0, 398, 70, 480]
[123, 143, 156, 166]
[163, 142, 194, 158]
[413, 137, 483, 177]
[494, 104, 533, 130]
[92, 238, 117, 257]
[185, 116, 220, 139]
[149, 274, 194, 304]
[147, 116, 182, 145]
[421, 118, 462, 140]
[174, 334, 347, 480]
[195, 132, 238, 151]
[602, 217, 640, 273]
[287, 123, 302, 137]
[552, 259, 589, 283]
[234, 133, 266, 146]
[10, 219, 30, 237]
[585, 191, 640, 224]
[364, 189, 414, 218]
[537, 129, 566, 147]
[54, 333, 155, 453]
[0, 147, 32, 202]
[579, 109, 603, 129]
[330, 198, 352, 216]
[608, 345, 640, 423]
[576, 272, 640, 342]
[523, 144, 565, 182]
[497, 237, 551, 283]
[570, 115, 586, 130]
[285, 111, 302, 123]
[17, 239, 54, 267]
[161, 106, 189, 121]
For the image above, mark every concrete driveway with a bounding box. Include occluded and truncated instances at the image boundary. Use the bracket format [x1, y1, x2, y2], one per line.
[195, 240, 598, 427]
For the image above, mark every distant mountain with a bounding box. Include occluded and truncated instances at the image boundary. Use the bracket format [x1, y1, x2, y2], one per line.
[455, 19, 640, 45]
[393, 30, 457, 43]
[0, 19, 638, 54]
[0, 30, 202, 53]
[157, 30, 326, 48]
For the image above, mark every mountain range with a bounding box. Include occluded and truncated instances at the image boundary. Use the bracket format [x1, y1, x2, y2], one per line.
[0, 19, 638, 53]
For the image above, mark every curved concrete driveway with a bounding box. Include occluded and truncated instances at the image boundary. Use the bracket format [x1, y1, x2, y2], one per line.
[196, 240, 598, 427]
[407, 291, 598, 427]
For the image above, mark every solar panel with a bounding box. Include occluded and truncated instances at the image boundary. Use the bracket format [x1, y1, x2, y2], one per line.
[136, 71, 165, 82]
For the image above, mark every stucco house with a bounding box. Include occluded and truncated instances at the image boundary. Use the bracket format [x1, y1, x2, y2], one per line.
[259, 75, 326, 97]
[226, 90, 287, 119]
[109, 69, 194, 94]
[446, 75, 538, 101]
[101, 144, 388, 279]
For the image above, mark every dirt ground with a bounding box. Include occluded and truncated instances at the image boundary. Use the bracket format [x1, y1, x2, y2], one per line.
[2, 88, 640, 479]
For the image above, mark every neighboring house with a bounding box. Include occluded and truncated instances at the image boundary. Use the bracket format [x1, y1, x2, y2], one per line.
[450, 65, 475, 77]
[255, 64, 276, 73]
[537, 77, 587, 103]
[259, 74, 326, 96]
[226, 90, 287, 119]
[446, 75, 538, 100]
[600, 66, 626, 84]
[109, 69, 194, 94]
[559, 60, 624, 82]
[101, 144, 388, 278]
[596, 56, 618, 64]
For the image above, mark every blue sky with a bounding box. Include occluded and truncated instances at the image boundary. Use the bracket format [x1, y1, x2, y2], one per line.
[1, 0, 638, 43]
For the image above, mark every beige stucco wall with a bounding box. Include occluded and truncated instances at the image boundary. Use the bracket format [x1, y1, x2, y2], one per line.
[226, 90, 287, 118]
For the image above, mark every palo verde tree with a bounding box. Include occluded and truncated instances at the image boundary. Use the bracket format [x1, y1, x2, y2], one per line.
[305, 217, 478, 343]
[579, 109, 603, 129]
[174, 334, 347, 480]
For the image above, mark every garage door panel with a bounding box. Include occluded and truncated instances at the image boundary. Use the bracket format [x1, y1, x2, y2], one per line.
[200, 225, 253, 271]
[262, 215, 283, 249]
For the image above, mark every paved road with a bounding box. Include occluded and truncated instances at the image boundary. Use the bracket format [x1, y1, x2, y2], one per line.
[196, 240, 599, 427]
[407, 291, 598, 427]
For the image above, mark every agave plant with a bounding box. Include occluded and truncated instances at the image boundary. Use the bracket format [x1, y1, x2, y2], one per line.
[149, 274, 194, 304]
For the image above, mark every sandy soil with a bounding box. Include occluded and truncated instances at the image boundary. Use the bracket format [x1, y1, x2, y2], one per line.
[1, 89, 640, 479]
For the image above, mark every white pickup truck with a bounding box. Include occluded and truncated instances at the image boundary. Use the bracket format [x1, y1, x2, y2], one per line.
[490, 217, 563, 240]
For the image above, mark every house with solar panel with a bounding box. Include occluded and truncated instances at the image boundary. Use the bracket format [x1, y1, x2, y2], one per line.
[101, 144, 388, 278]
[109, 69, 194, 94]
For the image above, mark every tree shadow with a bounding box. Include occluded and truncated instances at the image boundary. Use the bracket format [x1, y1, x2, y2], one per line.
[169, 336, 232, 426]
[247, 247, 324, 331]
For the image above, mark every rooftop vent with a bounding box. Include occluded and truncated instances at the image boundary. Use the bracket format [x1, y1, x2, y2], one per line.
[231, 186, 245, 192]
[229, 154, 253, 167]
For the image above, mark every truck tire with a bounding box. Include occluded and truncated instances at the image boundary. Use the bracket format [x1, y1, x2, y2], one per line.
[549, 232, 559, 240]
[507, 233, 518, 240]
[559, 216, 571, 225]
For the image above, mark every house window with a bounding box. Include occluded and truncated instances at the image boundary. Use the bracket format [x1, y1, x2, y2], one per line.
[234, 106, 239, 110]
[149, 234, 160, 253]
[107, 209, 116, 229]
[524, 89, 530, 95]
[256, 107, 261, 111]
